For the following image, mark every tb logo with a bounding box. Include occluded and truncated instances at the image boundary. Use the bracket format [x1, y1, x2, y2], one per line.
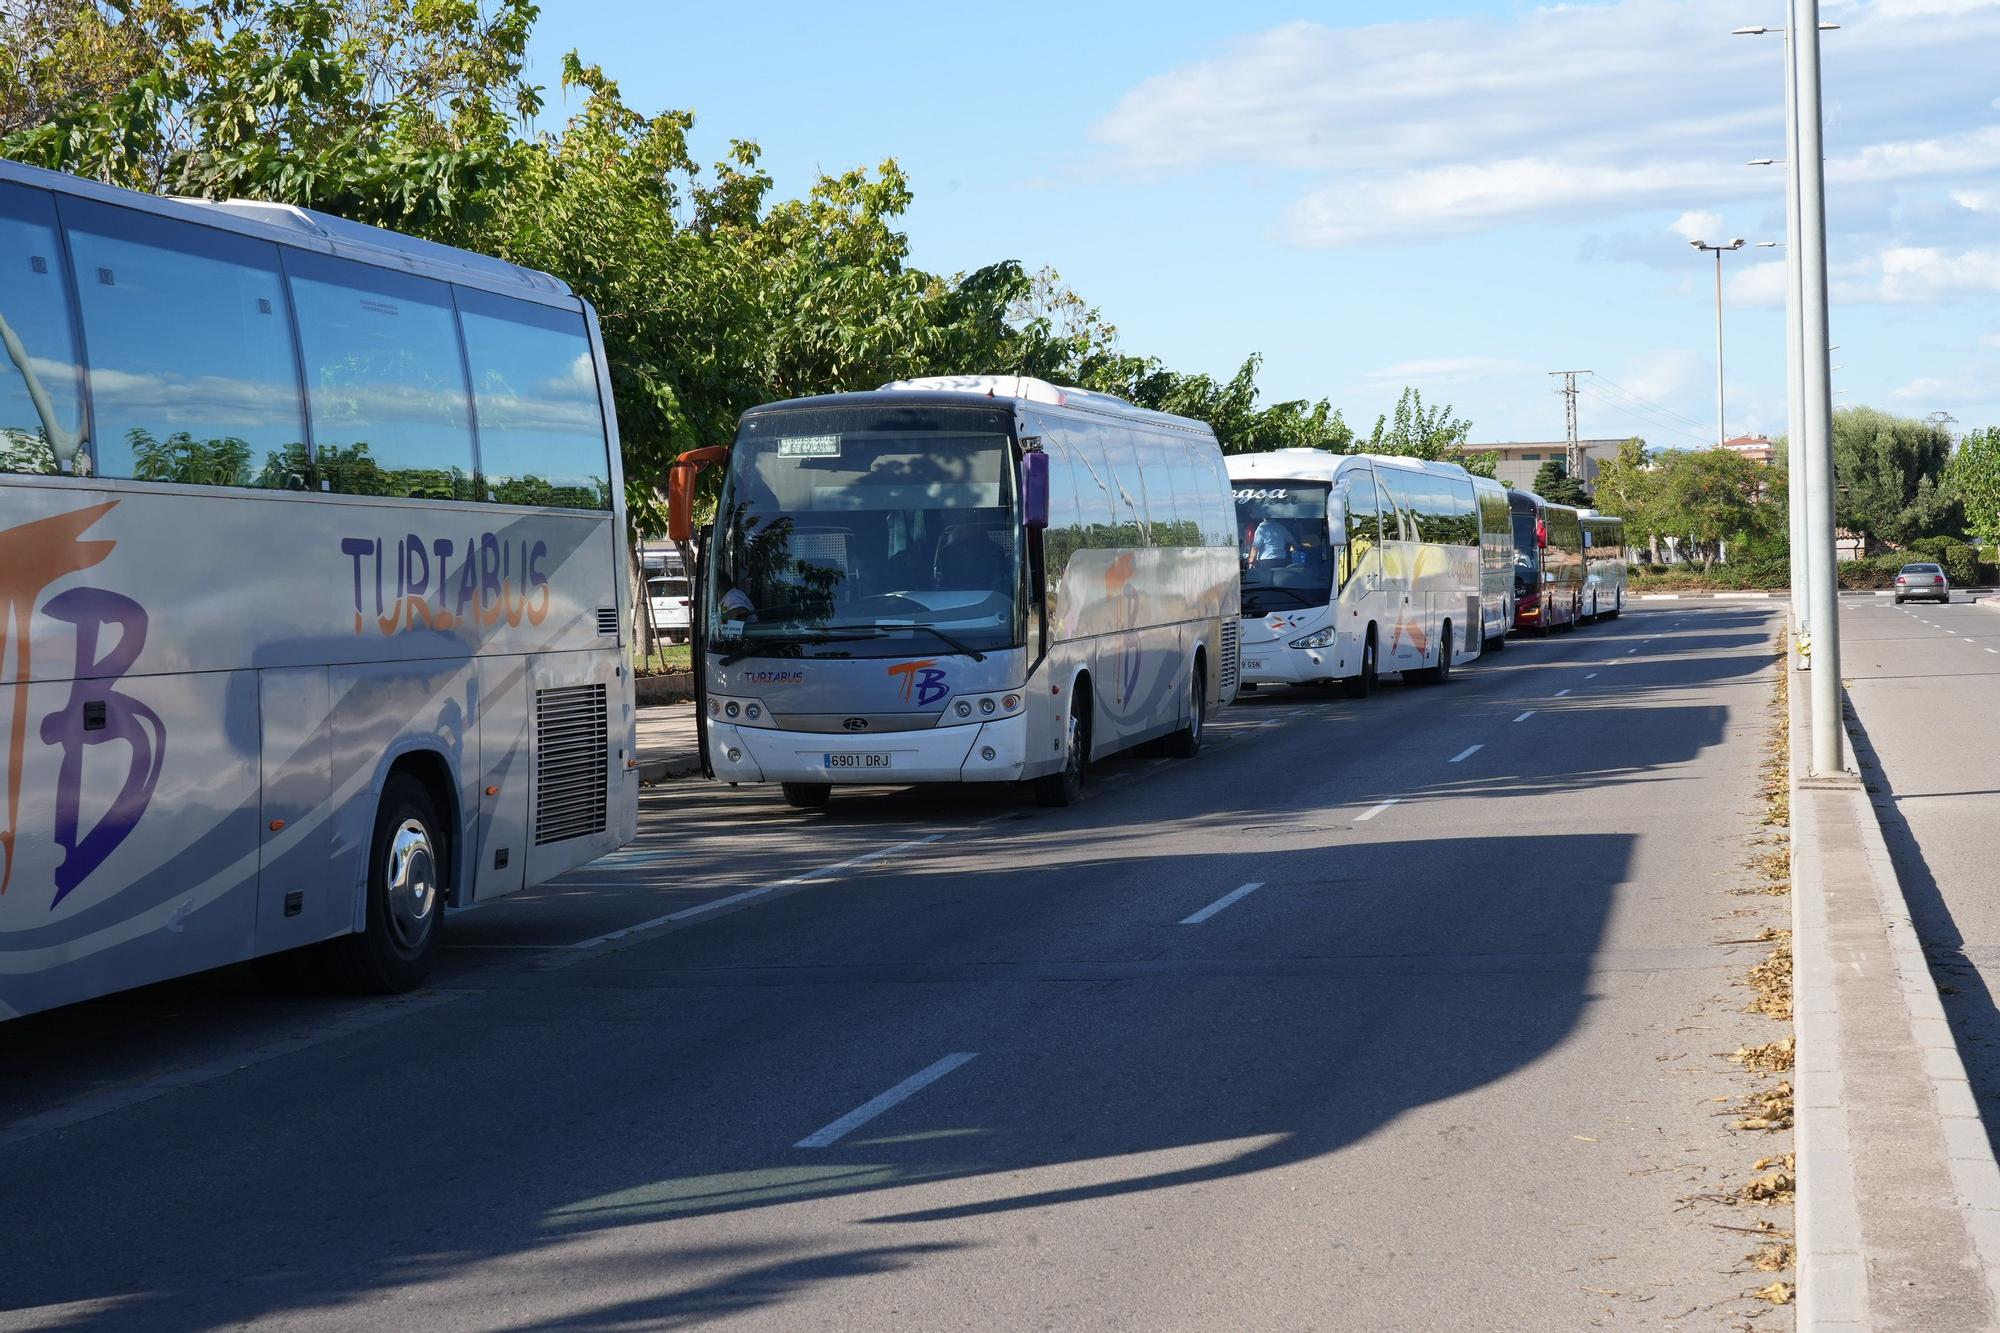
[1, 503, 164, 908]
[886, 659, 950, 707]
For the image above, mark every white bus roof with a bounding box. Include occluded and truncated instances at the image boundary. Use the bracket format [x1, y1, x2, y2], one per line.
[0, 157, 577, 308]
[1225, 449, 1479, 483]
[878, 375, 1212, 436]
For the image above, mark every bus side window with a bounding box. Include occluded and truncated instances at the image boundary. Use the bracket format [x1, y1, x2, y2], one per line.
[0, 182, 87, 477]
[60, 195, 305, 489]
[1100, 425, 1151, 546]
[286, 249, 477, 501]
[455, 287, 611, 509]
[1065, 418, 1115, 548]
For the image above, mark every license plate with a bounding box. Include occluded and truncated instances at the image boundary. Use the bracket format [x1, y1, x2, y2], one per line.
[823, 752, 892, 770]
[1243, 658, 1264, 670]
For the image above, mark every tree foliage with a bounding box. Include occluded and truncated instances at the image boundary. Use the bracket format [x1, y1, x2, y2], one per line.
[1832, 406, 1959, 550]
[1945, 426, 2000, 547]
[1, 0, 1488, 531]
[1530, 458, 1590, 507]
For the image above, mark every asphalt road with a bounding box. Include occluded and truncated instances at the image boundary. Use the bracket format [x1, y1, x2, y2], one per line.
[0, 605, 1793, 1332]
[1842, 592, 2000, 1150]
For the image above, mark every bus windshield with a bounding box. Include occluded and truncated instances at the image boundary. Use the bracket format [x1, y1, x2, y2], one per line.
[707, 407, 1022, 658]
[1234, 481, 1334, 615]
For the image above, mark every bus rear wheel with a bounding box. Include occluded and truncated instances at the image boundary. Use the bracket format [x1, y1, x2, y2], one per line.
[1342, 629, 1378, 699]
[1034, 694, 1089, 807]
[1164, 660, 1206, 759]
[782, 782, 832, 809]
[1418, 623, 1453, 685]
[323, 771, 445, 995]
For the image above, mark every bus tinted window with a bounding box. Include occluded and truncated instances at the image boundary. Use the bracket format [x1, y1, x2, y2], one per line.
[61, 198, 305, 488]
[1097, 423, 1149, 545]
[455, 287, 610, 509]
[0, 183, 86, 477]
[1066, 422, 1116, 538]
[286, 250, 475, 501]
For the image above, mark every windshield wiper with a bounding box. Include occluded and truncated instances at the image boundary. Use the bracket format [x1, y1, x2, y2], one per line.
[717, 632, 877, 666]
[1241, 585, 1320, 609]
[820, 620, 988, 663]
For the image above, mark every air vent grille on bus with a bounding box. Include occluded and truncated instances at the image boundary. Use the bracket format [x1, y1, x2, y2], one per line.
[596, 606, 620, 636]
[535, 684, 608, 845]
[1219, 619, 1240, 694]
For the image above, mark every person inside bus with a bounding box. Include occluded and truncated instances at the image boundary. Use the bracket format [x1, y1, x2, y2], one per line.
[1249, 515, 1295, 567]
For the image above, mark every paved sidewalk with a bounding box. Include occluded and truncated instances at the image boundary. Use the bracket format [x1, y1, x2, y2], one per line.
[1792, 676, 2000, 1329]
[635, 703, 701, 782]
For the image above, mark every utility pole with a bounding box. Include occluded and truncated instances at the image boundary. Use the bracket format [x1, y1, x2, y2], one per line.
[1550, 370, 1589, 484]
[1793, 0, 1843, 775]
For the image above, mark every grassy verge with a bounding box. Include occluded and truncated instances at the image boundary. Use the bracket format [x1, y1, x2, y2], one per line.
[634, 644, 693, 675]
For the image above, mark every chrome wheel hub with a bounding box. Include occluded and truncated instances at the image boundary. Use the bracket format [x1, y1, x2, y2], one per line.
[384, 819, 438, 951]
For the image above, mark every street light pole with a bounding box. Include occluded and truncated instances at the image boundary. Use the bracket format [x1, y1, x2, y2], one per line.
[1792, 0, 1844, 774]
[1690, 237, 1748, 446]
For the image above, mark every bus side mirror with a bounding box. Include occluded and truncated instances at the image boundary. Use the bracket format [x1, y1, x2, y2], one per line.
[665, 445, 731, 544]
[1022, 450, 1050, 530]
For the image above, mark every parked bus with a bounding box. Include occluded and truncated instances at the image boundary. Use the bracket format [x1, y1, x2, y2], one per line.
[640, 547, 693, 644]
[0, 160, 637, 1021]
[1579, 511, 1627, 620]
[1508, 490, 1585, 633]
[669, 376, 1239, 809]
[1227, 450, 1499, 696]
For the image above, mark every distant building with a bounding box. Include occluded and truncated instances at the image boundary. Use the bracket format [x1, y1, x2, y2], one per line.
[1466, 439, 1631, 495]
[1722, 435, 1776, 466]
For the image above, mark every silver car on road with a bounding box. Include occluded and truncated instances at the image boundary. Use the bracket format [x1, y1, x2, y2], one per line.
[1894, 562, 1950, 604]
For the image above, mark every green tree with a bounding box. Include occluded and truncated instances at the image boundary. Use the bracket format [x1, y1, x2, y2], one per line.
[1531, 458, 1590, 506]
[1644, 447, 1772, 568]
[1945, 426, 2000, 546]
[1833, 406, 1960, 550]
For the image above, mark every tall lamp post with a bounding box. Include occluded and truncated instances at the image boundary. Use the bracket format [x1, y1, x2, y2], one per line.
[1689, 237, 1776, 446]
[1737, 14, 1839, 671]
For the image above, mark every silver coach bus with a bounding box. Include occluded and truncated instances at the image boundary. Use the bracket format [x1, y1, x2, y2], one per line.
[0, 160, 637, 1020]
[668, 375, 1241, 808]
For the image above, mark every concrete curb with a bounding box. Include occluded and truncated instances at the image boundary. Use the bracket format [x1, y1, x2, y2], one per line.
[637, 752, 702, 784]
[1792, 671, 2000, 1327]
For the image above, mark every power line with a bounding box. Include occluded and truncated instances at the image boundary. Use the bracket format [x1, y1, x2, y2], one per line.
[1586, 372, 1717, 436]
[1575, 384, 1716, 448]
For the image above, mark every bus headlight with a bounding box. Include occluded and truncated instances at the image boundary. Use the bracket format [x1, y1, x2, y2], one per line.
[1289, 627, 1335, 650]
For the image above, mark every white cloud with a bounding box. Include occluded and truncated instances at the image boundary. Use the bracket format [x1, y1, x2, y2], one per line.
[1874, 246, 2000, 301]
[1092, 0, 2000, 250]
[1981, 332, 2000, 348]
[1670, 211, 1725, 243]
[1364, 356, 1534, 384]
[1891, 376, 1950, 400]
[1952, 188, 2000, 211]
[1728, 260, 1790, 308]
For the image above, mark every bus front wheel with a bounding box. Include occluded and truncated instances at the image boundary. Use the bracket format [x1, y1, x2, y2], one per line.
[324, 771, 445, 995]
[1034, 694, 1090, 807]
[1342, 629, 1378, 699]
[782, 782, 832, 809]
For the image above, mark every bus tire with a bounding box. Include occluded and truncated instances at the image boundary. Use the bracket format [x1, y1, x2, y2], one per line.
[1034, 692, 1090, 807]
[1606, 591, 1622, 620]
[323, 771, 445, 995]
[781, 782, 832, 809]
[1419, 622, 1453, 685]
[1342, 628, 1378, 699]
[1485, 628, 1506, 652]
[1164, 659, 1206, 759]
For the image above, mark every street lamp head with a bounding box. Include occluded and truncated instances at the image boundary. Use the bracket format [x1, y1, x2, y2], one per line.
[1729, 238, 1747, 249]
[1732, 25, 1772, 34]
[1689, 239, 1704, 249]
[1756, 241, 1779, 248]
[1747, 158, 1779, 166]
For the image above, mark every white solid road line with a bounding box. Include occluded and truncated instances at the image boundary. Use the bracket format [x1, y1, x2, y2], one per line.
[1180, 881, 1267, 925]
[795, 1053, 979, 1149]
[1356, 798, 1400, 822]
[1555, 689, 1571, 698]
[569, 834, 946, 950]
[1513, 710, 1536, 722]
[1449, 744, 1483, 763]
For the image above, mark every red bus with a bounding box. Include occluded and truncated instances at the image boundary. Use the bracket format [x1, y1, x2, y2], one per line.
[1508, 489, 1584, 633]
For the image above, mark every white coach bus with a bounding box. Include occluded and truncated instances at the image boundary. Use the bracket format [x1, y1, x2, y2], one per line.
[1229, 450, 1510, 695]
[0, 160, 637, 1020]
[1579, 510, 1628, 621]
[669, 376, 1240, 808]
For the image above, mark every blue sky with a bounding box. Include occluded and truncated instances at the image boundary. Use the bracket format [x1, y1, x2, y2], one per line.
[525, 0, 2000, 449]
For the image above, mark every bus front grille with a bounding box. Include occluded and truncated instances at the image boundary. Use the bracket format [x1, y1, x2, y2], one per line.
[1219, 619, 1239, 693]
[535, 684, 608, 845]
